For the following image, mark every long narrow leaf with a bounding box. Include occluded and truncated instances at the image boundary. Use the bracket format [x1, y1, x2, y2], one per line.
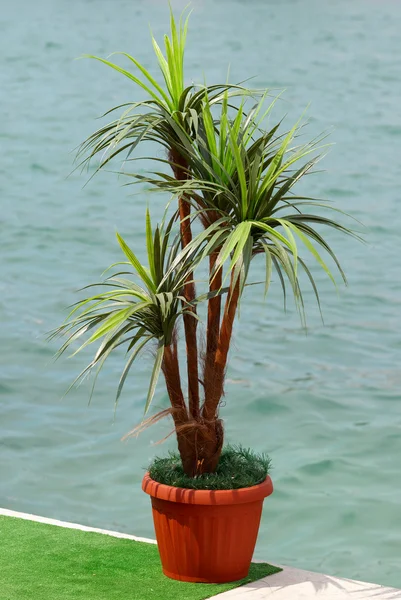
[116, 232, 155, 291]
[115, 335, 153, 409]
[144, 342, 164, 415]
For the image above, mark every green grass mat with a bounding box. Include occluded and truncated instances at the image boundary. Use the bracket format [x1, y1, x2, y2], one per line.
[0, 515, 281, 600]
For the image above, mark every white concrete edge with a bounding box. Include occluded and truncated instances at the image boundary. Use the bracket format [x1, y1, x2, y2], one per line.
[209, 564, 401, 599]
[0, 507, 157, 544]
[210, 562, 401, 599]
[2, 507, 400, 598]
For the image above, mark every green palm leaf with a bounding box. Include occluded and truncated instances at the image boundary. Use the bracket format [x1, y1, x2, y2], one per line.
[115, 335, 153, 410]
[144, 342, 164, 416]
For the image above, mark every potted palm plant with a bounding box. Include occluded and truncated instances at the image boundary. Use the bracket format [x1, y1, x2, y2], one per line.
[52, 7, 356, 584]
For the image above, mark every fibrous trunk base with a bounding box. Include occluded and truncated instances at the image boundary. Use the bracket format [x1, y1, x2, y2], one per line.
[176, 419, 224, 477]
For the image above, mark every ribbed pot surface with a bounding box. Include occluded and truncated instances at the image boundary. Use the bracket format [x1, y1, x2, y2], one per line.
[142, 473, 273, 583]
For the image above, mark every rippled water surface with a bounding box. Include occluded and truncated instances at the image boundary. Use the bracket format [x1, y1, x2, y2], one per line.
[1, 0, 401, 589]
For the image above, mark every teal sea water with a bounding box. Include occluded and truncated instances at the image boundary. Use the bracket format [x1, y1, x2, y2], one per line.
[1, 0, 401, 589]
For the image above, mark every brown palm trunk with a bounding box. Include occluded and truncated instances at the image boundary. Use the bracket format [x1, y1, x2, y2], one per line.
[169, 149, 200, 421]
[204, 251, 222, 404]
[203, 272, 240, 424]
[162, 341, 196, 472]
[178, 196, 200, 420]
[176, 418, 224, 476]
[162, 341, 188, 427]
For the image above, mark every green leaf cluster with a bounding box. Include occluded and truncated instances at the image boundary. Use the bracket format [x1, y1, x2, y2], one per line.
[50, 211, 200, 415]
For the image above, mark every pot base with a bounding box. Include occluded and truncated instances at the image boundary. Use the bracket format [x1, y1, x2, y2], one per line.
[162, 567, 249, 584]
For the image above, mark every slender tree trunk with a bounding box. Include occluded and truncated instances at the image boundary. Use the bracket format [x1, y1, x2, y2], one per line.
[203, 272, 240, 423]
[178, 196, 200, 419]
[203, 251, 222, 404]
[163, 340, 197, 474]
[162, 341, 188, 427]
[168, 149, 200, 421]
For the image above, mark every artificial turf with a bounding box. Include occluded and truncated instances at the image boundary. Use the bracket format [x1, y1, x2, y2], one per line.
[0, 515, 281, 600]
[149, 445, 272, 490]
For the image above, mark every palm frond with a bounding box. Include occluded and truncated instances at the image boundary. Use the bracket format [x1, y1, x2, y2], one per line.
[75, 6, 260, 178]
[147, 94, 359, 318]
[50, 211, 203, 413]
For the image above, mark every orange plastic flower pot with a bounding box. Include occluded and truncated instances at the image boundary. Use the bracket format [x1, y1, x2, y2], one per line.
[142, 472, 273, 583]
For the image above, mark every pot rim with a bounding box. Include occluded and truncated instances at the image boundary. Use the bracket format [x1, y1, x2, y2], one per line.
[142, 472, 273, 505]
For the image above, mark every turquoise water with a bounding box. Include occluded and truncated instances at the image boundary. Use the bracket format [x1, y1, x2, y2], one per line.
[1, 0, 401, 589]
